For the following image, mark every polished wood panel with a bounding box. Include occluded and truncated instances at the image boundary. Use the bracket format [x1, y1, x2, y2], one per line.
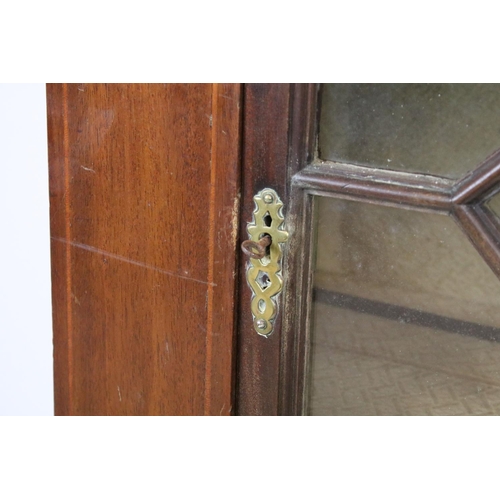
[47, 84, 241, 415]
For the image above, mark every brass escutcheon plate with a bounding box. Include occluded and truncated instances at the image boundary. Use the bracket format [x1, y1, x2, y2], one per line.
[245, 188, 288, 336]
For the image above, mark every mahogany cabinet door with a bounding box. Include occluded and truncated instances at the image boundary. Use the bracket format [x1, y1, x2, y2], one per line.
[47, 84, 241, 415]
[235, 84, 500, 416]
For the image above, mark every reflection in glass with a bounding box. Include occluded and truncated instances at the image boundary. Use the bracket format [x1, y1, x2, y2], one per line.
[309, 197, 500, 415]
[319, 84, 500, 178]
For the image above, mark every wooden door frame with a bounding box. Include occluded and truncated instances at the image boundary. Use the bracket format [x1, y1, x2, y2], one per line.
[235, 84, 318, 415]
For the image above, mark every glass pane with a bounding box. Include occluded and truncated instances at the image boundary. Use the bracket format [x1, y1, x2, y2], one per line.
[487, 192, 500, 219]
[319, 84, 500, 178]
[309, 197, 500, 416]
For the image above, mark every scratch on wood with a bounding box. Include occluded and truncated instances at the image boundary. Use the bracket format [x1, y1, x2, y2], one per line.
[117, 386, 122, 402]
[231, 192, 241, 247]
[71, 292, 81, 306]
[80, 165, 95, 173]
[51, 236, 216, 286]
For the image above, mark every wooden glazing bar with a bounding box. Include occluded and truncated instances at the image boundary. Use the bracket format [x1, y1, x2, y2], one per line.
[452, 204, 500, 281]
[293, 164, 453, 211]
[452, 149, 500, 204]
[476, 204, 500, 236]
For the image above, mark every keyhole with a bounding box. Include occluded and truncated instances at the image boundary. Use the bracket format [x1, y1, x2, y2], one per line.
[263, 212, 272, 227]
[256, 271, 271, 291]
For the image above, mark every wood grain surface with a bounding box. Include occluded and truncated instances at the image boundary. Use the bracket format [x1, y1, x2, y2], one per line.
[47, 84, 241, 415]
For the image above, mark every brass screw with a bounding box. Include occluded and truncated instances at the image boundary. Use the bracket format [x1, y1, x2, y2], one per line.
[256, 319, 267, 330]
[263, 193, 274, 204]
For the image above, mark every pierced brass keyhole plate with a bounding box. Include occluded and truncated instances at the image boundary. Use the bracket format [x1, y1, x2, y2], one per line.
[242, 188, 288, 336]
